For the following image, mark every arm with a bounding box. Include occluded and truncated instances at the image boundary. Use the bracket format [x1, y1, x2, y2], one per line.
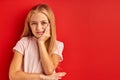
[9, 50, 45, 80]
[37, 26, 61, 75]
[38, 42, 61, 75]
[9, 50, 66, 80]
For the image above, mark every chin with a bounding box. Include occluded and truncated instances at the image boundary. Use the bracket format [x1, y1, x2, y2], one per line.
[33, 35, 40, 39]
[33, 33, 43, 38]
[37, 36, 42, 38]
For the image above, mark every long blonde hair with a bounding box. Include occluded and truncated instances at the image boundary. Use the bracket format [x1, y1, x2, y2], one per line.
[21, 3, 56, 54]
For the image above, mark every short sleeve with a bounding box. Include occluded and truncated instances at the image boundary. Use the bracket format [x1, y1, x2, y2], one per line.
[13, 37, 27, 55]
[54, 41, 64, 62]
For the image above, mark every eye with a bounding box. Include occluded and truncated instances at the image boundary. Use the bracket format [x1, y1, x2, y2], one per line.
[30, 22, 37, 25]
[41, 21, 48, 26]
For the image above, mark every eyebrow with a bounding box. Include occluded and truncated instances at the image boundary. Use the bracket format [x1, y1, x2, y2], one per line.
[30, 20, 48, 22]
[30, 21, 37, 22]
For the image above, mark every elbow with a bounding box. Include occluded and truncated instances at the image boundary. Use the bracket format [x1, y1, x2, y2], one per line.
[44, 63, 59, 75]
[9, 72, 15, 80]
[9, 73, 12, 80]
[9, 69, 13, 80]
[9, 70, 18, 80]
[44, 68, 54, 75]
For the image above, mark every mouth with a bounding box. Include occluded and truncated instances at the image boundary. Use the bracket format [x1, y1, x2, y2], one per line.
[36, 31, 44, 35]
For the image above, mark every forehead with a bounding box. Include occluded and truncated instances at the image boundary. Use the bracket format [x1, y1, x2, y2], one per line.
[30, 12, 48, 22]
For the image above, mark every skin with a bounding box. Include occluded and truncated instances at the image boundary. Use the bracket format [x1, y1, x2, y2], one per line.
[9, 12, 66, 80]
[29, 12, 50, 39]
[30, 12, 59, 74]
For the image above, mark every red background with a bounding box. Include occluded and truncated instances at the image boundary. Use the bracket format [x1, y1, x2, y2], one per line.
[0, 0, 120, 80]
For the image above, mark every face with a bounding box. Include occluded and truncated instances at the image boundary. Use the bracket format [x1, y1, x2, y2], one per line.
[29, 12, 50, 38]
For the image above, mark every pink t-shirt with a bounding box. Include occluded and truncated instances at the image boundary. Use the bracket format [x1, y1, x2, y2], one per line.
[13, 37, 64, 73]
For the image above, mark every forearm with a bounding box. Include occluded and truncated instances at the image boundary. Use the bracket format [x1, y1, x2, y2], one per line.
[38, 42, 55, 75]
[9, 71, 45, 80]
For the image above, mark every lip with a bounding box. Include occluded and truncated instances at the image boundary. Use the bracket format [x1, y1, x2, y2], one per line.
[36, 31, 44, 34]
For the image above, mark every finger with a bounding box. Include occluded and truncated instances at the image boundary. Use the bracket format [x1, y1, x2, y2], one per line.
[47, 27, 50, 36]
[46, 26, 50, 32]
[58, 76, 62, 79]
[44, 26, 48, 34]
[45, 26, 50, 36]
[42, 26, 48, 36]
[56, 72, 67, 77]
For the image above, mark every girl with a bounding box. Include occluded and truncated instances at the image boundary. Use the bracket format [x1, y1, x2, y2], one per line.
[9, 3, 66, 80]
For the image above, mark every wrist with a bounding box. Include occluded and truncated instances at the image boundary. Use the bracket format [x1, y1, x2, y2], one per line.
[39, 74, 46, 80]
[38, 41, 45, 45]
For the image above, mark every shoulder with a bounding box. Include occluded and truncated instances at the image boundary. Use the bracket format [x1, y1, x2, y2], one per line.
[18, 37, 31, 44]
[54, 40, 64, 61]
[13, 37, 30, 55]
[19, 37, 29, 42]
[15, 37, 31, 48]
[56, 40, 64, 46]
[56, 40, 64, 47]
[56, 40, 64, 49]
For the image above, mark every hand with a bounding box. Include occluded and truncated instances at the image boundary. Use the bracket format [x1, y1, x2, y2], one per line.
[38, 26, 50, 43]
[44, 72, 66, 80]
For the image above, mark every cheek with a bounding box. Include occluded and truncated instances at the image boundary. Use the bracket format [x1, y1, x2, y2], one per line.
[30, 26, 36, 32]
[42, 26, 46, 30]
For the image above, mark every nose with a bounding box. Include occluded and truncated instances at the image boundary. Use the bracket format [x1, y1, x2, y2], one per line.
[36, 23, 44, 31]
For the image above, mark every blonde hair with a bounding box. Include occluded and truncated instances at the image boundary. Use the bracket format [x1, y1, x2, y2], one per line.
[21, 3, 56, 54]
